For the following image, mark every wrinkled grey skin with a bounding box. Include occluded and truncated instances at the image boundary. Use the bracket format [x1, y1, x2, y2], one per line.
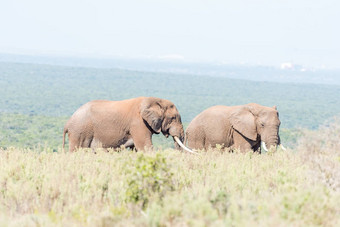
[63, 97, 185, 151]
[185, 103, 282, 152]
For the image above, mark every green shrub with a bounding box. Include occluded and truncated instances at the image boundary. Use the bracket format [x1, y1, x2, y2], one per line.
[124, 153, 174, 208]
[209, 190, 230, 217]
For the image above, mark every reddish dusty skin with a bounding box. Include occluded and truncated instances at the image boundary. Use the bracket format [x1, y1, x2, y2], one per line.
[63, 97, 185, 152]
[185, 103, 282, 153]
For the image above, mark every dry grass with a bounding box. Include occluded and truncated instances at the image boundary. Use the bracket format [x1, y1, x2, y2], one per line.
[1, 121, 340, 226]
[297, 117, 340, 191]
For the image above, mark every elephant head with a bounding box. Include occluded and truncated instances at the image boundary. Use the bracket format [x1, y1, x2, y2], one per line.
[230, 103, 284, 151]
[141, 97, 197, 154]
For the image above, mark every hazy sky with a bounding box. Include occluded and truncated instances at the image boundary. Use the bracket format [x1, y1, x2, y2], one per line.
[1, 0, 339, 68]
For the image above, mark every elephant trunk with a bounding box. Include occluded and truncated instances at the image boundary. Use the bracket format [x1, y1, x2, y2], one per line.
[261, 134, 280, 152]
[169, 125, 198, 155]
[168, 124, 185, 150]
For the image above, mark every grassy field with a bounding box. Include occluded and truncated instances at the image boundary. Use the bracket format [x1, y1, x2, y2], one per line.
[0, 60, 340, 226]
[1, 121, 339, 226]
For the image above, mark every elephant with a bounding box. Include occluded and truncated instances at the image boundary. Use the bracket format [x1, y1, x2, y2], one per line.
[185, 103, 285, 152]
[63, 97, 196, 153]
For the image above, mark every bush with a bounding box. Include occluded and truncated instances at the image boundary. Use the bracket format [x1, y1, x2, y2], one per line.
[124, 152, 174, 208]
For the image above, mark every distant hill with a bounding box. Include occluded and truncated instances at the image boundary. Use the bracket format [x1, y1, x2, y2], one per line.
[1, 53, 340, 85]
[1, 61, 340, 130]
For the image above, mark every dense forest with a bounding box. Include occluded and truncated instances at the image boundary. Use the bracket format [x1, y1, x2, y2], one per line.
[1, 61, 340, 149]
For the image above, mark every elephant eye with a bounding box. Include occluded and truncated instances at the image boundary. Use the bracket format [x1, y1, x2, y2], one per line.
[260, 122, 265, 127]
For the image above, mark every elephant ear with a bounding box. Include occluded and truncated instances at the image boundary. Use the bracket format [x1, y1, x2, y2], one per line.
[141, 98, 164, 133]
[230, 106, 257, 141]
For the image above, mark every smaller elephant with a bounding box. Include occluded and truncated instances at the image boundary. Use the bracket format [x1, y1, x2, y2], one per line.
[63, 97, 196, 153]
[185, 103, 285, 152]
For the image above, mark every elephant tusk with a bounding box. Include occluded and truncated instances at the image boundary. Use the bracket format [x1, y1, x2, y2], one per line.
[174, 136, 199, 155]
[279, 144, 287, 151]
[261, 141, 268, 152]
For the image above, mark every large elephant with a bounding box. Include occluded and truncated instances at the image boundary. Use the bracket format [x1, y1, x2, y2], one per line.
[185, 103, 285, 152]
[63, 97, 195, 153]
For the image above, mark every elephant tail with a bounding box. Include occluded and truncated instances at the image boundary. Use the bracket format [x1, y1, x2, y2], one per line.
[62, 127, 68, 151]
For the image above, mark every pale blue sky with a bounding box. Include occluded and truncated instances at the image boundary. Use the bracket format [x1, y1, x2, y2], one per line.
[0, 0, 339, 68]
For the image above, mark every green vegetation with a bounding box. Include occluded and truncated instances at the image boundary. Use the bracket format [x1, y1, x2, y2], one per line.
[1, 61, 340, 149]
[0, 113, 66, 150]
[1, 121, 340, 226]
[1, 61, 340, 225]
[124, 153, 174, 208]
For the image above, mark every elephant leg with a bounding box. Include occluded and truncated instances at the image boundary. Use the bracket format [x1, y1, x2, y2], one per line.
[233, 131, 253, 152]
[233, 142, 252, 152]
[68, 136, 79, 152]
[130, 124, 153, 151]
[130, 132, 152, 151]
[186, 132, 205, 150]
[82, 136, 93, 148]
[68, 132, 93, 152]
[132, 135, 152, 151]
